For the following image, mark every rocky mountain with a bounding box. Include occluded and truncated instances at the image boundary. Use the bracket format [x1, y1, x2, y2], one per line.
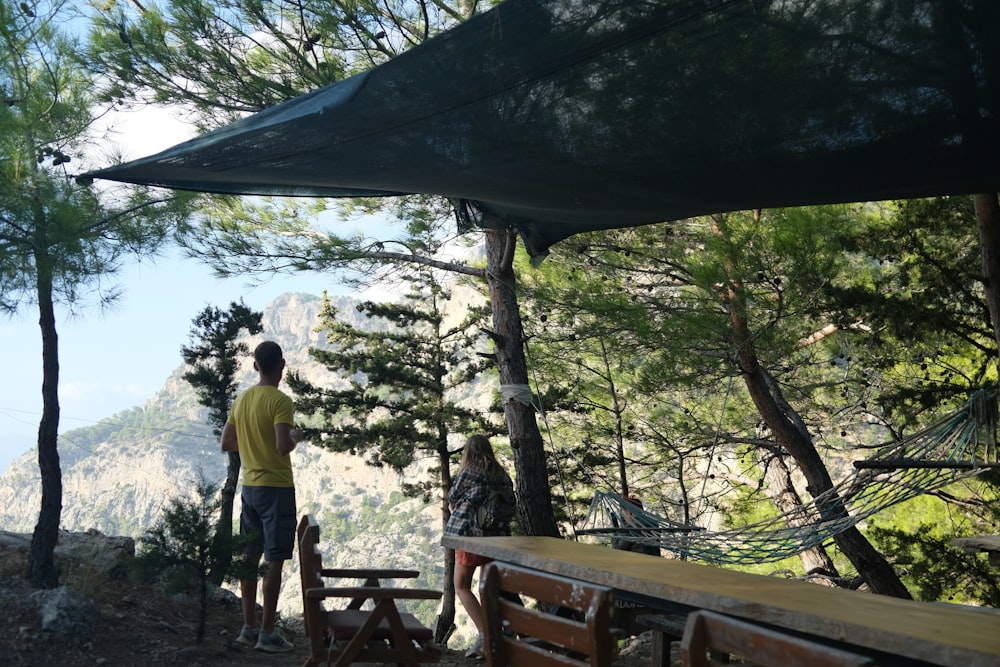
[0, 288, 489, 646]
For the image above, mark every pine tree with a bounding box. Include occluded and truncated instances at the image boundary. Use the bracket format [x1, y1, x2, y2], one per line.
[288, 266, 500, 641]
[0, 0, 191, 587]
[85, 0, 562, 539]
[180, 301, 264, 585]
[521, 208, 915, 594]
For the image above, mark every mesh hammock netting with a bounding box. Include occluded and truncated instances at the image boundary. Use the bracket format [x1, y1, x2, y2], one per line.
[576, 390, 998, 565]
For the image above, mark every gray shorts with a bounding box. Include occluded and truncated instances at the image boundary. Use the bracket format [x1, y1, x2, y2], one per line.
[240, 486, 297, 562]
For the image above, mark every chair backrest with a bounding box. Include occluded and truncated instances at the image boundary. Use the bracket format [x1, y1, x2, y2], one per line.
[297, 514, 323, 587]
[297, 514, 325, 638]
[681, 610, 878, 667]
[479, 561, 615, 667]
[296, 512, 312, 549]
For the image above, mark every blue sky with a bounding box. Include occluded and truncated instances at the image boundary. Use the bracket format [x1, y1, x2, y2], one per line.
[0, 106, 369, 473]
[0, 250, 339, 473]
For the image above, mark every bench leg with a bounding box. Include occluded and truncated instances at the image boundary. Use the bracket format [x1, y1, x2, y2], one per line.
[650, 630, 672, 667]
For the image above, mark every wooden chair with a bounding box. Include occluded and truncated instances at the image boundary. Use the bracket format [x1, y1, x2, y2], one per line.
[297, 514, 443, 667]
[479, 560, 615, 667]
[681, 610, 878, 667]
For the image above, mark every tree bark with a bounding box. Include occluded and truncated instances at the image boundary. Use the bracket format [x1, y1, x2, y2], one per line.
[483, 225, 560, 537]
[209, 451, 241, 585]
[436, 443, 457, 643]
[737, 318, 910, 597]
[760, 453, 840, 576]
[714, 214, 910, 598]
[974, 192, 1000, 378]
[28, 257, 62, 588]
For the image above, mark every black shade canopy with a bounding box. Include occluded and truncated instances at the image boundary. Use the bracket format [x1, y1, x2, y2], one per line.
[89, 0, 1000, 259]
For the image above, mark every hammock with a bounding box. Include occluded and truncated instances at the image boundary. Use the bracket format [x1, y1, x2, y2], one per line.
[576, 390, 999, 565]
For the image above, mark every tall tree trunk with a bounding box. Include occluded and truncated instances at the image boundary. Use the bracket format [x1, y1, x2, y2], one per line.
[760, 452, 840, 576]
[208, 451, 240, 585]
[974, 193, 1000, 378]
[483, 225, 559, 537]
[714, 214, 910, 598]
[436, 442, 457, 643]
[28, 259, 62, 588]
[738, 316, 910, 597]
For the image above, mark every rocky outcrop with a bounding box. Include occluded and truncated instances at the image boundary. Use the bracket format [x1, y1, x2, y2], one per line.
[29, 587, 99, 635]
[0, 529, 135, 582]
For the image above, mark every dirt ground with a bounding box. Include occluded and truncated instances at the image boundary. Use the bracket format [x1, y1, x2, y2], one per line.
[0, 545, 658, 667]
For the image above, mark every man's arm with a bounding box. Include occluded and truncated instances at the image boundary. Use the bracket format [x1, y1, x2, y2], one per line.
[221, 422, 239, 452]
[274, 423, 302, 456]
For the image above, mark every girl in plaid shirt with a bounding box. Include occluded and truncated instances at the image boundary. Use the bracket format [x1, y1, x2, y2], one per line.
[444, 434, 515, 656]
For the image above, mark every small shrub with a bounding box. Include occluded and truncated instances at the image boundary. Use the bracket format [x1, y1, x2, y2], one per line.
[132, 475, 256, 642]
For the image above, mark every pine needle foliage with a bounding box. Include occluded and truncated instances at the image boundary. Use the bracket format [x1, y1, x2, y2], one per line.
[289, 267, 500, 496]
[132, 477, 257, 643]
[180, 300, 264, 586]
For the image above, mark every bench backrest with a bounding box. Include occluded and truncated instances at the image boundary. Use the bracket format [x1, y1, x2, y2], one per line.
[681, 610, 878, 667]
[479, 561, 615, 667]
[297, 514, 325, 639]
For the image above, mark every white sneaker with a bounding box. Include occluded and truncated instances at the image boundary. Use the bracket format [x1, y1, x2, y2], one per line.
[464, 635, 484, 658]
[235, 624, 258, 647]
[255, 629, 295, 653]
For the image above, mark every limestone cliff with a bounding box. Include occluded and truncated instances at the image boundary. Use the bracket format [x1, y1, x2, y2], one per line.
[0, 289, 488, 642]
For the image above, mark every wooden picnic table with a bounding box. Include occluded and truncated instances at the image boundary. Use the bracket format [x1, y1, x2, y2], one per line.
[442, 534, 1000, 667]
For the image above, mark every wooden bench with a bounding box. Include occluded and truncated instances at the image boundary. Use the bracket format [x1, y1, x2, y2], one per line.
[681, 610, 878, 667]
[297, 514, 443, 667]
[479, 561, 615, 667]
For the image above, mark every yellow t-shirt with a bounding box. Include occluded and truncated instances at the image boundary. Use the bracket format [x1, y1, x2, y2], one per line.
[228, 385, 296, 487]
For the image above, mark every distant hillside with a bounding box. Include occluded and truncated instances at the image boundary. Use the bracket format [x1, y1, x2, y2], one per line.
[0, 288, 490, 644]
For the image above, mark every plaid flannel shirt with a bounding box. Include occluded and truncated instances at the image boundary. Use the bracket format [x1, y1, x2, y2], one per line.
[445, 466, 511, 537]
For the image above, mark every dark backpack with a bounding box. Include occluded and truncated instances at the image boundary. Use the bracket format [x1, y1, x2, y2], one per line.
[477, 484, 516, 531]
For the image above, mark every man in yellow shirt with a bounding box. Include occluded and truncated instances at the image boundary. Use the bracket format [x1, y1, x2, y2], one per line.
[221, 340, 302, 653]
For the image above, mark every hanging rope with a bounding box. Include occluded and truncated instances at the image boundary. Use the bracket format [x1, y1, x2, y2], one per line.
[577, 389, 999, 565]
[696, 374, 735, 524]
[521, 335, 592, 540]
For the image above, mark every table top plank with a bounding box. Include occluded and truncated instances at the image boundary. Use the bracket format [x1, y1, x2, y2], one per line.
[443, 535, 1000, 667]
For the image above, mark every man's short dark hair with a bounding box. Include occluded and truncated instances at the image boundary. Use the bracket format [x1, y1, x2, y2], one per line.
[254, 341, 284, 375]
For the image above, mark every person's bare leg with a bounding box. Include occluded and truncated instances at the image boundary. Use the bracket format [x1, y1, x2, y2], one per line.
[454, 562, 483, 635]
[240, 575, 259, 629]
[260, 560, 284, 634]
